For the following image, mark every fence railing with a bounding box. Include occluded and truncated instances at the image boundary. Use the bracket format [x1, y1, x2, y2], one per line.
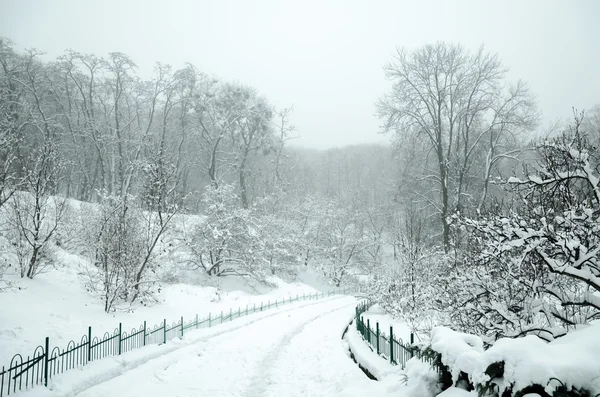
[0, 288, 350, 396]
[354, 300, 438, 370]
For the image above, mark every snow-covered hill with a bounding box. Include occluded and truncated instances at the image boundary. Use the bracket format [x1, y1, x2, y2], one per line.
[0, 197, 337, 362]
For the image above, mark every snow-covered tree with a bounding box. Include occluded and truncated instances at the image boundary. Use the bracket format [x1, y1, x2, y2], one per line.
[453, 114, 600, 341]
[187, 184, 263, 278]
[82, 194, 147, 312]
[8, 142, 67, 279]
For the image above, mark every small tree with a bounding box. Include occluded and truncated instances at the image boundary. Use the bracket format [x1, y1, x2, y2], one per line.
[82, 194, 147, 312]
[187, 183, 263, 278]
[8, 142, 66, 279]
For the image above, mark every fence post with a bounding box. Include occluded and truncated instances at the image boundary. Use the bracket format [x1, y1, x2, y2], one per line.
[246, 305, 248, 315]
[88, 326, 92, 362]
[238, 307, 240, 318]
[44, 336, 49, 387]
[410, 333, 414, 344]
[163, 319, 167, 344]
[196, 314, 199, 329]
[143, 321, 147, 346]
[220, 310, 223, 323]
[229, 308, 232, 321]
[367, 319, 371, 344]
[118, 323, 122, 355]
[390, 326, 394, 364]
[209, 312, 212, 327]
[181, 316, 184, 337]
[376, 322, 380, 355]
[260, 302, 263, 311]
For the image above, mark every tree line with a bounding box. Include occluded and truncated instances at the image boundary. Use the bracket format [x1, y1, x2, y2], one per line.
[1, 36, 599, 331]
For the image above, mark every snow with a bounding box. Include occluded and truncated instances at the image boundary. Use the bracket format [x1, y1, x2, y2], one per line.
[436, 387, 477, 397]
[0, 257, 329, 361]
[429, 325, 600, 395]
[345, 318, 441, 397]
[20, 297, 412, 397]
[359, 304, 413, 343]
[430, 327, 484, 383]
[470, 324, 600, 395]
[345, 323, 400, 379]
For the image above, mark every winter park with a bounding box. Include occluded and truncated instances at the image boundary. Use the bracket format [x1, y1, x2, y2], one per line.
[0, 1, 599, 396]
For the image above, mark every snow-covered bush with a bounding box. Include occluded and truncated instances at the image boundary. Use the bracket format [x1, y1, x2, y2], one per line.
[81, 193, 169, 312]
[368, 241, 449, 337]
[448, 120, 600, 342]
[421, 325, 600, 397]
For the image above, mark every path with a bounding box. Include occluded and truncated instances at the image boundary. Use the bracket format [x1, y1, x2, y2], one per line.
[70, 296, 399, 397]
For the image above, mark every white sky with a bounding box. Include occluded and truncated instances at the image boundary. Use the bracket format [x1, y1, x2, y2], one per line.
[1, 0, 598, 149]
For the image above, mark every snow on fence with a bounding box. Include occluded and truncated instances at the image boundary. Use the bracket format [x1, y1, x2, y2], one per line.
[354, 302, 600, 396]
[0, 288, 351, 396]
[354, 300, 439, 371]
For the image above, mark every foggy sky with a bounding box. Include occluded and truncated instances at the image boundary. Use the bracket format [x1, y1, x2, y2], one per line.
[1, 0, 598, 149]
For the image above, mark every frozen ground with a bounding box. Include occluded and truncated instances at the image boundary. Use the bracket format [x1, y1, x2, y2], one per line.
[22, 296, 413, 397]
[0, 255, 332, 361]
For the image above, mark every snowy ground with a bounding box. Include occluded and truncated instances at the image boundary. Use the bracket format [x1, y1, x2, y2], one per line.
[0, 259, 332, 361]
[22, 296, 414, 397]
[358, 304, 413, 344]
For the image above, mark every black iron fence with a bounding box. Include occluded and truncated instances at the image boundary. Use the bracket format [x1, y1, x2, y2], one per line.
[354, 300, 439, 370]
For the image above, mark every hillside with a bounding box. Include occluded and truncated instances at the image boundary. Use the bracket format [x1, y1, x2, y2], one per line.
[0, 197, 335, 361]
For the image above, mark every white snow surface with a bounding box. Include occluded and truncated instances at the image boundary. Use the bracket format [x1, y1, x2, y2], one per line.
[359, 304, 413, 343]
[431, 326, 600, 395]
[436, 387, 477, 397]
[345, 321, 440, 397]
[431, 327, 484, 383]
[470, 325, 600, 395]
[345, 322, 400, 379]
[21, 297, 411, 397]
[0, 259, 327, 361]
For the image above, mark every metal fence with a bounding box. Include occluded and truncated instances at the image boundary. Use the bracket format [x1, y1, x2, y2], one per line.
[354, 300, 438, 370]
[0, 288, 350, 396]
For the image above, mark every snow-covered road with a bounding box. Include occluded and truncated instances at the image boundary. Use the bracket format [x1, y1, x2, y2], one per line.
[67, 297, 401, 397]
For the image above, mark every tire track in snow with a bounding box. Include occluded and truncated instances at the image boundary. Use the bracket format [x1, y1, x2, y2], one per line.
[243, 303, 354, 397]
[68, 296, 347, 397]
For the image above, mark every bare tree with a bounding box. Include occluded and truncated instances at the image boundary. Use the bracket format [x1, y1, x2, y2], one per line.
[9, 142, 67, 278]
[377, 42, 538, 250]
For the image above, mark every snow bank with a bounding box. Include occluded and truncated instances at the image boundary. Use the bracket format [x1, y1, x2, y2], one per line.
[437, 387, 477, 397]
[0, 262, 326, 360]
[428, 325, 600, 395]
[431, 327, 483, 382]
[404, 357, 443, 397]
[471, 325, 600, 395]
[345, 323, 399, 380]
[345, 319, 441, 397]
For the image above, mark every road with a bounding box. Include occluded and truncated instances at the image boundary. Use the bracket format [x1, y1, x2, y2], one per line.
[69, 296, 400, 397]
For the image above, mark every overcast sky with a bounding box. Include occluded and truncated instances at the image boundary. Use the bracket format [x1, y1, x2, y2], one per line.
[1, 0, 598, 149]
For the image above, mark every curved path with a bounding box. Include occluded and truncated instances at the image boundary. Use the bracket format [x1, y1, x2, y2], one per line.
[72, 296, 398, 397]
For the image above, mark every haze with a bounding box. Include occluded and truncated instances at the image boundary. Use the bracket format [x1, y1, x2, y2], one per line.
[1, 0, 598, 149]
